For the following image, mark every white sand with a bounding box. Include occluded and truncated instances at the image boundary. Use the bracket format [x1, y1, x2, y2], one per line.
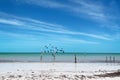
[0, 63, 120, 80]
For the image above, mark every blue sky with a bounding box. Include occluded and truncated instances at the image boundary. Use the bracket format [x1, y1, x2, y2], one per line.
[0, 0, 120, 52]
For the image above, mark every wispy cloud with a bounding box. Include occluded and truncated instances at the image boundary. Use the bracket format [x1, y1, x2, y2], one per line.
[0, 29, 99, 44]
[0, 12, 111, 41]
[71, 0, 107, 21]
[18, 0, 106, 21]
[0, 30, 37, 40]
[22, 0, 67, 8]
[43, 34, 99, 44]
[17, 0, 120, 31]
[59, 37, 99, 44]
[0, 19, 23, 26]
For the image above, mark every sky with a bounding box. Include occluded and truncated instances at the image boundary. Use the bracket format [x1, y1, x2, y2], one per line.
[0, 0, 120, 52]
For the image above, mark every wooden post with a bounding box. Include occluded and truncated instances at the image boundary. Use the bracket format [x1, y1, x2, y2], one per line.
[52, 53, 55, 62]
[40, 51, 43, 62]
[110, 56, 111, 63]
[54, 55, 55, 62]
[113, 56, 115, 63]
[40, 55, 42, 62]
[75, 54, 77, 63]
[106, 56, 108, 63]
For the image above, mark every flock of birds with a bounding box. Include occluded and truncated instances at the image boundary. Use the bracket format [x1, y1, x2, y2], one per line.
[40, 44, 64, 61]
[41, 44, 64, 54]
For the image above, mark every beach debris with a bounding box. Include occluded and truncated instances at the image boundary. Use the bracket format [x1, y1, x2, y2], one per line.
[94, 71, 120, 77]
[18, 75, 22, 78]
[9, 75, 15, 78]
[0, 69, 120, 80]
[81, 75, 86, 80]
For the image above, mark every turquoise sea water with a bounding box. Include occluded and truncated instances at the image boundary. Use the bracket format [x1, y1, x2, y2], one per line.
[0, 53, 120, 63]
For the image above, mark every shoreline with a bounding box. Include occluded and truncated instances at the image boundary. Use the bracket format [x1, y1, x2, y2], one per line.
[1, 61, 120, 63]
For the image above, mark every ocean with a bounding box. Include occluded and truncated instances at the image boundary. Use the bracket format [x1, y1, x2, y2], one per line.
[0, 53, 120, 63]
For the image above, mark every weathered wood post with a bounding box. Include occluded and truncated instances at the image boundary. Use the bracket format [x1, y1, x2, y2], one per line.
[40, 51, 43, 62]
[52, 53, 55, 62]
[113, 56, 115, 63]
[106, 56, 108, 63]
[40, 55, 42, 62]
[75, 54, 77, 63]
[110, 56, 111, 63]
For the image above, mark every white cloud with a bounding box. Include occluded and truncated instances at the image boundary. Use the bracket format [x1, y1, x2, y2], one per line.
[0, 19, 23, 26]
[60, 37, 99, 44]
[0, 12, 111, 41]
[27, 0, 67, 8]
[0, 29, 99, 44]
[44, 34, 99, 44]
[0, 30, 37, 40]
[71, 0, 106, 20]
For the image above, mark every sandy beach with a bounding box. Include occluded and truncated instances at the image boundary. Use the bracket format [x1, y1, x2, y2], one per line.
[0, 63, 120, 80]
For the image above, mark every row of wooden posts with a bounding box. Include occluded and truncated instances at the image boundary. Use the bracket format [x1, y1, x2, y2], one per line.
[106, 56, 116, 63]
[75, 55, 117, 63]
[73, 55, 117, 63]
[40, 54, 117, 63]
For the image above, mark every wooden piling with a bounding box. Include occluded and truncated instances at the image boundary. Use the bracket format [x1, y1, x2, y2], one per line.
[52, 53, 55, 62]
[75, 54, 77, 63]
[110, 56, 111, 63]
[113, 56, 115, 63]
[106, 56, 108, 63]
[40, 55, 42, 61]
